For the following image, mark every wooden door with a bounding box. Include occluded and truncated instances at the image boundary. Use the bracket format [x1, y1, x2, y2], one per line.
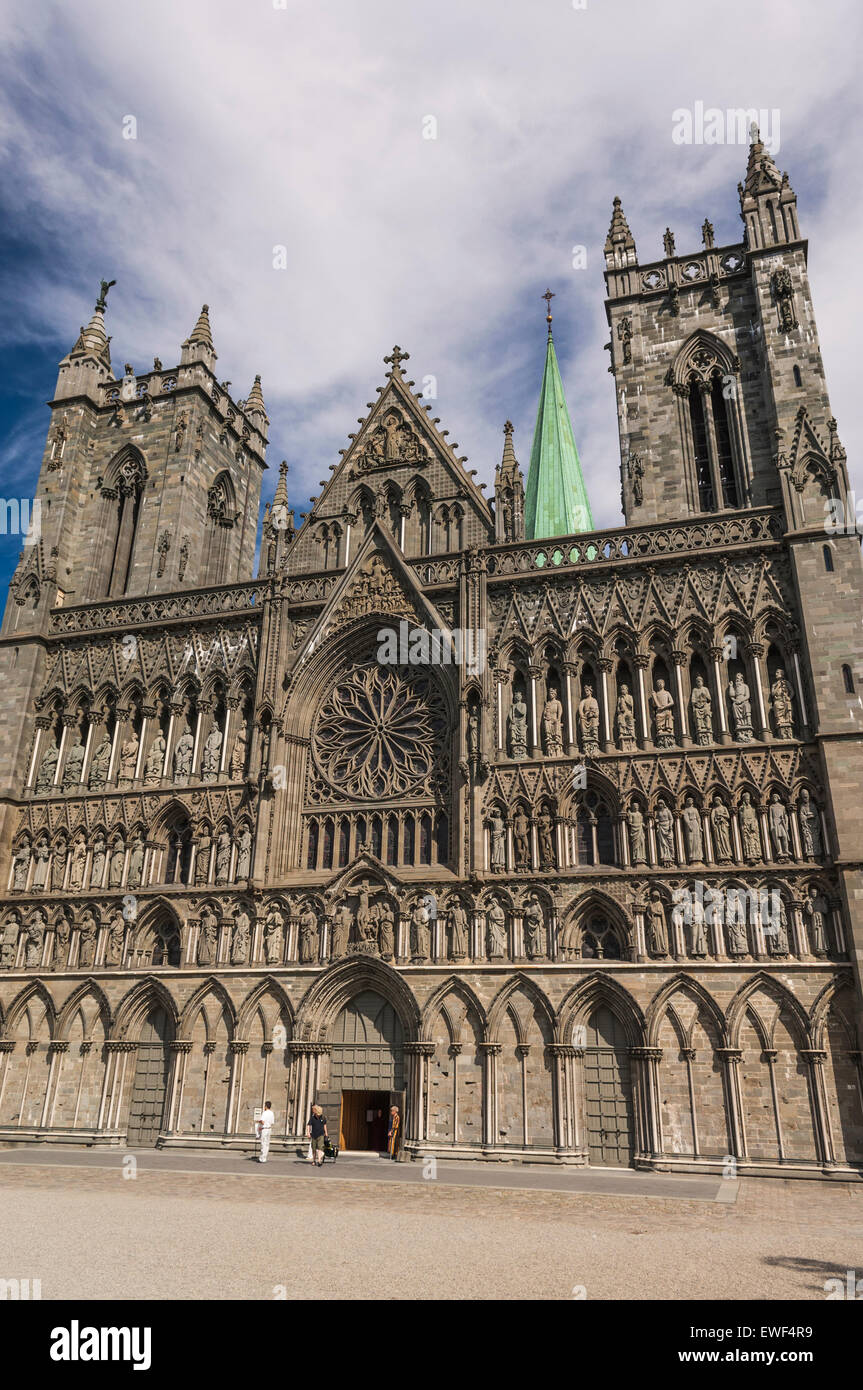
[126, 1007, 172, 1146]
[584, 1006, 634, 1167]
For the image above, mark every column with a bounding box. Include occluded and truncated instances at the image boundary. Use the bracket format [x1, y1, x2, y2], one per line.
[191, 701, 208, 778]
[479, 1042, 501, 1148]
[716, 1048, 746, 1158]
[563, 662, 577, 756]
[107, 708, 127, 785]
[746, 643, 770, 739]
[789, 644, 811, 738]
[710, 646, 730, 743]
[598, 659, 613, 750]
[26, 718, 50, 790]
[633, 655, 650, 748]
[528, 665, 541, 757]
[167, 1041, 193, 1132]
[672, 650, 690, 746]
[226, 1041, 249, 1133]
[629, 1046, 663, 1162]
[800, 1049, 835, 1166]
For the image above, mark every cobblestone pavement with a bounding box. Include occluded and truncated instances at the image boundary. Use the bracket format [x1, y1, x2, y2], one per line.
[0, 1155, 860, 1301]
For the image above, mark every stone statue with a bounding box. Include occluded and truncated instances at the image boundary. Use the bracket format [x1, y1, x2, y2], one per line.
[541, 688, 564, 757]
[507, 688, 528, 760]
[377, 901, 395, 960]
[488, 812, 506, 872]
[770, 669, 795, 739]
[467, 709, 480, 759]
[739, 792, 761, 861]
[299, 903, 320, 963]
[78, 911, 98, 968]
[53, 913, 71, 969]
[689, 674, 713, 746]
[690, 897, 708, 957]
[650, 678, 675, 748]
[710, 797, 733, 862]
[726, 898, 748, 956]
[655, 802, 676, 866]
[32, 837, 50, 890]
[231, 908, 250, 965]
[51, 839, 68, 891]
[200, 727, 223, 782]
[108, 839, 125, 889]
[144, 733, 166, 785]
[118, 731, 139, 785]
[647, 892, 669, 955]
[798, 789, 823, 859]
[264, 907, 285, 965]
[681, 797, 703, 862]
[105, 911, 125, 966]
[2, 917, 19, 968]
[727, 672, 753, 742]
[331, 901, 354, 958]
[768, 793, 791, 861]
[127, 835, 145, 890]
[616, 684, 636, 751]
[578, 684, 600, 755]
[197, 906, 219, 965]
[768, 901, 790, 957]
[12, 842, 30, 892]
[63, 739, 85, 789]
[194, 829, 212, 884]
[448, 899, 469, 961]
[87, 835, 104, 889]
[410, 899, 431, 961]
[627, 804, 647, 865]
[25, 911, 45, 968]
[513, 809, 530, 870]
[173, 729, 195, 779]
[215, 829, 232, 883]
[88, 735, 112, 789]
[229, 724, 248, 779]
[36, 742, 59, 791]
[805, 886, 829, 956]
[533, 808, 552, 870]
[235, 826, 252, 880]
[523, 896, 546, 959]
[486, 898, 507, 959]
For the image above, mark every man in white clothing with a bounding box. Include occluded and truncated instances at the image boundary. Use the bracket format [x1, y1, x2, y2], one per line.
[257, 1100, 275, 1162]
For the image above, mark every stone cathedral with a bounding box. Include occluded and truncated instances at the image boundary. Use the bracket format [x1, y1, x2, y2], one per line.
[0, 132, 861, 1176]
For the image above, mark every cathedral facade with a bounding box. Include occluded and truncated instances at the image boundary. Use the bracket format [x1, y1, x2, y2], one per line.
[1, 133, 862, 1176]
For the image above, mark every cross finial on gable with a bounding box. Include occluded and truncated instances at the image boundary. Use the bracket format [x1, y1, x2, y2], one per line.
[384, 345, 410, 373]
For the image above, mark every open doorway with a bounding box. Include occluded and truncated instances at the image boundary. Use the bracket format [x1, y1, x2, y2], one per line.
[339, 1090, 390, 1151]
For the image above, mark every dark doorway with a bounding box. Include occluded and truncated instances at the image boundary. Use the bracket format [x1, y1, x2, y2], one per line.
[339, 1090, 390, 1151]
[126, 1005, 173, 1145]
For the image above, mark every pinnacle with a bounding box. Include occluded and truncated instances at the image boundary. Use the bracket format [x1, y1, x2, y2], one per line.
[183, 304, 216, 353]
[245, 373, 268, 422]
[605, 196, 636, 255]
[273, 459, 289, 508]
[742, 125, 783, 198]
[500, 419, 519, 475]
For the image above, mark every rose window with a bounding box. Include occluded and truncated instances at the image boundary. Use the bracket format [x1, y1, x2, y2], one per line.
[314, 664, 447, 800]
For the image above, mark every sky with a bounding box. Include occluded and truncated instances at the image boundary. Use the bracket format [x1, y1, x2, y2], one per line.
[0, 0, 860, 595]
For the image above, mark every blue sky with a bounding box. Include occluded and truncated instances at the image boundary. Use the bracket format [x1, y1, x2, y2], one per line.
[1, 0, 860, 595]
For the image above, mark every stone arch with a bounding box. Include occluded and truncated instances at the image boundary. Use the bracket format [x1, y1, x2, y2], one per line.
[487, 974, 555, 1043]
[113, 977, 181, 1041]
[558, 974, 645, 1048]
[726, 972, 811, 1049]
[2, 979, 57, 1040]
[237, 978, 294, 1039]
[56, 980, 112, 1041]
[295, 955, 422, 1044]
[179, 977, 238, 1041]
[645, 973, 727, 1048]
[0, 980, 57, 1127]
[559, 890, 631, 961]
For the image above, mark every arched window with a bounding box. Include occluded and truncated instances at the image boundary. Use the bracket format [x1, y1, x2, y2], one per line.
[675, 338, 743, 515]
[711, 377, 739, 507]
[581, 914, 622, 960]
[823, 545, 834, 573]
[102, 451, 147, 597]
[306, 820, 319, 870]
[688, 382, 714, 511]
[793, 365, 803, 388]
[843, 664, 855, 694]
[204, 472, 237, 585]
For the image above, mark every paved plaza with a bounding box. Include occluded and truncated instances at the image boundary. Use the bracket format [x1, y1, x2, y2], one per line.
[0, 1149, 860, 1300]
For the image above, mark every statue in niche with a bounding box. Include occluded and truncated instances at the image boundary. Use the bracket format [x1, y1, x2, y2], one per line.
[144, 733, 166, 785]
[681, 797, 703, 862]
[53, 913, 71, 969]
[108, 839, 125, 889]
[299, 902, 320, 963]
[710, 796, 733, 862]
[738, 792, 762, 861]
[507, 687, 528, 760]
[197, 906, 219, 965]
[173, 728, 195, 780]
[32, 836, 50, 890]
[376, 900, 395, 960]
[770, 669, 795, 738]
[627, 804, 647, 865]
[727, 671, 754, 742]
[78, 911, 98, 968]
[118, 730, 139, 785]
[201, 726, 223, 782]
[127, 834, 145, 890]
[647, 891, 669, 955]
[523, 895, 546, 959]
[231, 907, 250, 965]
[410, 898, 431, 961]
[448, 899, 469, 961]
[805, 886, 829, 956]
[72, 835, 90, 890]
[655, 802, 676, 866]
[488, 811, 506, 872]
[0, 918, 17, 969]
[51, 840, 67, 891]
[726, 898, 749, 956]
[689, 674, 713, 746]
[25, 910, 45, 968]
[88, 735, 112, 789]
[229, 724, 248, 779]
[513, 808, 530, 870]
[578, 683, 600, 755]
[467, 708, 480, 759]
[541, 687, 564, 757]
[12, 842, 30, 892]
[331, 901, 354, 959]
[690, 896, 708, 957]
[194, 828, 212, 884]
[768, 793, 791, 861]
[355, 880, 381, 948]
[767, 901, 790, 957]
[215, 829, 232, 883]
[264, 906, 285, 965]
[798, 789, 823, 859]
[36, 742, 59, 792]
[486, 898, 507, 959]
[616, 684, 636, 751]
[235, 825, 252, 880]
[650, 678, 675, 748]
[105, 910, 125, 966]
[537, 807, 555, 870]
[63, 739, 85, 789]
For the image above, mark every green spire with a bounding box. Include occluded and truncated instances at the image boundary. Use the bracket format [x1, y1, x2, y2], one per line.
[524, 292, 593, 540]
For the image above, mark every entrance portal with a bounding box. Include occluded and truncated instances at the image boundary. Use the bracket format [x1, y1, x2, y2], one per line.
[584, 1004, 635, 1167]
[126, 1005, 173, 1145]
[339, 1090, 390, 1151]
[316, 991, 405, 1147]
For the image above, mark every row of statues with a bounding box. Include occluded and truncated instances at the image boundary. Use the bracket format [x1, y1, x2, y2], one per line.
[11, 822, 255, 894]
[626, 788, 822, 866]
[504, 668, 798, 758]
[33, 720, 249, 793]
[1, 907, 129, 971]
[488, 807, 556, 872]
[645, 884, 831, 959]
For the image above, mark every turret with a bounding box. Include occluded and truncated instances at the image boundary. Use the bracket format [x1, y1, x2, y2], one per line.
[494, 421, 525, 543]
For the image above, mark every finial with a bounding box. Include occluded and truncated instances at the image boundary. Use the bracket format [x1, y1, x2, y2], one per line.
[95, 278, 116, 312]
[542, 288, 555, 336]
[384, 345, 409, 373]
[503, 419, 514, 435]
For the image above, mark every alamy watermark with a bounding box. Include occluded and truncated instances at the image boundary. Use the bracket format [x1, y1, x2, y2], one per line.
[377, 620, 486, 677]
[0, 498, 41, 544]
[672, 881, 781, 933]
[672, 105, 780, 155]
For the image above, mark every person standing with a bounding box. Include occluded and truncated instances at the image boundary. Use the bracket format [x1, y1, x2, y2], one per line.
[387, 1105, 401, 1161]
[307, 1105, 328, 1167]
[257, 1100, 275, 1163]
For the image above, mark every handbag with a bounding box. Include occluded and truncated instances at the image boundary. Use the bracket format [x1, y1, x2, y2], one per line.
[307, 1141, 314, 1161]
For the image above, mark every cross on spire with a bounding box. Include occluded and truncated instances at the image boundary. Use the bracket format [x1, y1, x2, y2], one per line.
[384, 345, 410, 373]
[542, 288, 555, 336]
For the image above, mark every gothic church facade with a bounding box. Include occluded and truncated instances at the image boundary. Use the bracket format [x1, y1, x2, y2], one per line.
[0, 133, 861, 1175]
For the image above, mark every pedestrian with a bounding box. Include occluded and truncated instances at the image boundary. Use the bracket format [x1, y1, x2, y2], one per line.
[307, 1104, 328, 1168]
[387, 1105, 400, 1160]
[256, 1100, 275, 1163]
